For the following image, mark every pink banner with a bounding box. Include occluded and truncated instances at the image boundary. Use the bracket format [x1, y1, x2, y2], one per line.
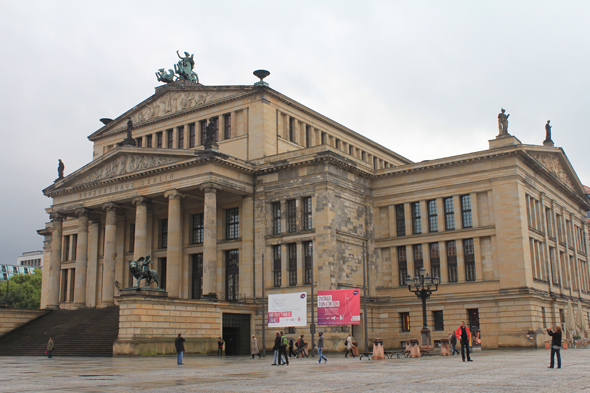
[317, 289, 361, 325]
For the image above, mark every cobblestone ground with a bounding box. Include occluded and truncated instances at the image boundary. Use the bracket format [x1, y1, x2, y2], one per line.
[1, 349, 589, 392]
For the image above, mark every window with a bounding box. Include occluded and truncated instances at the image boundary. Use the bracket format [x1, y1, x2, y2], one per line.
[373, 157, 378, 169]
[361, 151, 366, 161]
[178, 126, 184, 149]
[156, 132, 163, 148]
[556, 214, 564, 242]
[447, 240, 457, 282]
[428, 200, 438, 232]
[411, 202, 421, 234]
[304, 241, 313, 284]
[188, 123, 196, 148]
[444, 197, 455, 230]
[396, 205, 406, 236]
[146, 134, 153, 148]
[461, 195, 472, 228]
[433, 311, 444, 331]
[129, 224, 135, 253]
[200, 120, 207, 145]
[224, 113, 231, 139]
[413, 244, 423, 276]
[400, 312, 410, 332]
[160, 219, 168, 249]
[159, 257, 167, 290]
[430, 243, 440, 279]
[272, 202, 281, 235]
[305, 125, 311, 147]
[303, 197, 312, 230]
[225, 250, 239, 301]
[287, 327, 296, 334]
[136, 137, 142, 147]
[273, 245, 282, 287]
[398, 246, 407, 286]
[287, 199, 297, 233]
[167, 129, 173, 148]
[289, 243, 297, 286]
[542, 307, 547, 327]
[289, 117, 295, 142]
[226, 208, 239, 240]
[192, 213, 204, 244]
[321, 132, 326, 145]
[546, 208, 553, 237]
[191, 253, 203, 299]
[464, 239, 475, 281]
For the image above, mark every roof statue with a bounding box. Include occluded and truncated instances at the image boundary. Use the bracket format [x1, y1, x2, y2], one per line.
[155, 51, 199, 84]
[203, 117, 219, 150]
[498, 108, 510, 136]
[56, 159, 64, 181]
[118, 117, 137, 147]
[544, 120, 554, 147]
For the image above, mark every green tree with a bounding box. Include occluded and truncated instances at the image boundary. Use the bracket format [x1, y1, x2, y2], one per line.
[0, 269, 42, 309]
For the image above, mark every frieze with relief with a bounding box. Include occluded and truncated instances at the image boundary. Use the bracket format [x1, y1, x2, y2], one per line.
[73, 155, 179, 186]
[531, 153, 575, 189]
[131, 91, 225, 124]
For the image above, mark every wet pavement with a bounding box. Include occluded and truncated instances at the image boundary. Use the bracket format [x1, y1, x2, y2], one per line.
[1, 349, 589, 392]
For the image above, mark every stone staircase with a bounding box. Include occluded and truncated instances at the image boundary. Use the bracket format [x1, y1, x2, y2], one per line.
[0, 306, 119, 357]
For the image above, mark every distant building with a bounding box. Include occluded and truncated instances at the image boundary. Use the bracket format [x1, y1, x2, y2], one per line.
[0, 265, 37, 281]
[16, 251, 44, 269]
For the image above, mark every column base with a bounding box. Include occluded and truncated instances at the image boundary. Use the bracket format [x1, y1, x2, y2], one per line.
[72, 302, 87, 309]
[45, 304, 60, 310]
[97, 301, 115, 308]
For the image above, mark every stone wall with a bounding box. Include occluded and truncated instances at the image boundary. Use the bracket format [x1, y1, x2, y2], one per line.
[0, 309, 47, 337]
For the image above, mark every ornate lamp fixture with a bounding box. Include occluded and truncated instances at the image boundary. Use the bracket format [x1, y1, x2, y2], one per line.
[407, 267, 440, 346]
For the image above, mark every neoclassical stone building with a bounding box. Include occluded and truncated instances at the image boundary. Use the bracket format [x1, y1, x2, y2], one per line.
[40, 74, 590, 355]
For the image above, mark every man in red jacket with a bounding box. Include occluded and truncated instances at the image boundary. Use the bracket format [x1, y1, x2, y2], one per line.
[455, 321, 473, 362]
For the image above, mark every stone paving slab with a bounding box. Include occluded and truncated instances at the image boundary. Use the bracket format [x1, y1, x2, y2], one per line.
[0, 349, 589, 392]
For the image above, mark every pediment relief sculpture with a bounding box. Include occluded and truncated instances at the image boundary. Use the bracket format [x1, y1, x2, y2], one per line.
[531, 153, 575, 190]
[73, 155, 180, 186]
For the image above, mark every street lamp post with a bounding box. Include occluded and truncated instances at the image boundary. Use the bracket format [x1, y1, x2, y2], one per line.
[407, 267, 439, 347]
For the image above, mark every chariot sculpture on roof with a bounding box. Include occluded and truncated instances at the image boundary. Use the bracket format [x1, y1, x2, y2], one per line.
[156, 50, 199, 84]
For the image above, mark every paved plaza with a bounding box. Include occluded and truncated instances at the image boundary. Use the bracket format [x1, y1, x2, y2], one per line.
[0, 349, 589, 392]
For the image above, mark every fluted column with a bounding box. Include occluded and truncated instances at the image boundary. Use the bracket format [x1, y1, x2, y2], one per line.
[73, 209, 89, 307]
[101, 203, 118, 306]
[47, 214, 64, 309]
[164, 190, 184, 298]
[86, 218, 99, 307]
[201, 185, 218, 298]
[132, 197, 150, 260]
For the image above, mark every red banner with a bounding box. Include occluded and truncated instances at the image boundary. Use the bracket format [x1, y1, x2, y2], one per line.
[317, 289, 361, 325]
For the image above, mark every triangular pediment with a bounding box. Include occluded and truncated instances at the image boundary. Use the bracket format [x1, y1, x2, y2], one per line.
[89, 83, 255, 141]
[524, 146, 586, 196]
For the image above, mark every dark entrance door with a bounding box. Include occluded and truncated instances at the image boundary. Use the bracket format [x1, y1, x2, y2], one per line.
[222, 313, 250, 356]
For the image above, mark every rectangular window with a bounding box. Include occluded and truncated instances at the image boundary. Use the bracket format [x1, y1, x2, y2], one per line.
[305, 125, 311, 147]
[200, 120, 207, 145]
[430, 243, 440, 279]
[287, 199, 297, 233]
[433, 310, 444, 331]
[273, 245, 282, 287]
[226, 208, 239, 240]
[189, 123, 196, 148]
[289, 243, 297, 286]
[546, 208, 553, 237]
[464, 238, 475, 281]
[289, 117, 295, 142]
[400, 312, 410, 332]
[542, 307, 547, 327]
[557, 214, 563, 242]
[461, 195, 472, 228]
[411, 202, 421, 234]
[444, 197, 455, 230]
[272, 202, 281, 235]
[303, 197, 312, 230]
[361, 151, 366, 161]
[447, 240, 458, 282]
[191, 253, 203, 299]
[167, 128, 173, 148]
[428, 200, 438, 232]
[136, 137, 142, 147]
[396, 204, 406, 236]
[225, 249, 239, 301]
[178, 126, 184, 149]
[224, 113, 231, 139]
[146, 134, 153, 148]
[160, 219, 168, 249]
[156, 132, 163, 148]
[321, 132, 326, 145]
[413, 244, 423, 276]
[192, 213, 204, 244]
[398, 246, 407, 286]
[159, 257, 167, 290]
[70, 235, 77, 261]
[129, 224, 135, 253]
[304, 241, 313, 284]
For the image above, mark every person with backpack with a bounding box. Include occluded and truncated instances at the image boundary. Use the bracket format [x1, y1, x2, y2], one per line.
[279, 331, 289, 365]
[345, 334, 355, 357]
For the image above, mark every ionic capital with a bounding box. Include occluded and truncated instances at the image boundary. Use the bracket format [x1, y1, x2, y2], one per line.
[75, 208, 90, 218]
[199, 183, 220, 194]
[132, 197, 151, 206]
[102, 203, 120, 212]
[164, 189, 185, 200]
[49, 212, 65, 222]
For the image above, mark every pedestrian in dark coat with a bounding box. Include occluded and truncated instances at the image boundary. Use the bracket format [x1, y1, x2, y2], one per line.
[46, 338, 54, 358]
[547, 326, 562, 368]
[448, 331, 460, 355]
[217, 337, 224, 357]
[175, 333, 185, 365]
[272, 331, 281, 365]
[455, 321, 472, 362]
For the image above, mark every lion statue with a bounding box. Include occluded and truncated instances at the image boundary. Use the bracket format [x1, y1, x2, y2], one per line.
[129, 255, 160, 289]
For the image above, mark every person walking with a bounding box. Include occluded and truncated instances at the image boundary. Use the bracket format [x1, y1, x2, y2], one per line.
[345, 334, 355, 358]
[448, 331, 460, 355]
[46, 338, 54, 358]
[455, 321, 472, 362]
[317, 332, 328, 364]
[547, 326, 562, 369]
[272, 331, 281, 365]
[251, 335, 261, 359]
[175, 333, 185, 365]
[295, 335, 308, 358]
[217, 337, 224, 357]
[279, 331, 289, 365]
[288, 339, 296, 358]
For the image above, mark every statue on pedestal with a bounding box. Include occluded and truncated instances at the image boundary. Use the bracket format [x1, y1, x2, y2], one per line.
[57, 159, 64, 180]
[156, 68, 175, 83]
[174, 50, 199, 83]
[544, 120, 553, 144]
[498, 108, 510, 136]
[129, 255, 160, 289]
[203, 117, 218, 150]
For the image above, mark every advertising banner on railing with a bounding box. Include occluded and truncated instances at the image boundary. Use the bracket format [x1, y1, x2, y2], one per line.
[317, 288, 361, 325]
[268, 292, 307, 327]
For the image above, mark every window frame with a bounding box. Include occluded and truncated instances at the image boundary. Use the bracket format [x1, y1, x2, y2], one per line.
[461, 195, 472, 228]
[225, 208, 240, 240]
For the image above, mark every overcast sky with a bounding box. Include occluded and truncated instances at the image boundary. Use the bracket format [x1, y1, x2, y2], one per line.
[1, 0, 589, 263]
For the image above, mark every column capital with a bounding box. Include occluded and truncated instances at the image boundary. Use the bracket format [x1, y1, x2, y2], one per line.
[75, 208, 90, 217]
[164, 189, 185, 199]
[132, 197, 151, 206]
[200, 183, 220, 194]
[49, 212, 65, 222]
[102, 203, 120, 212]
